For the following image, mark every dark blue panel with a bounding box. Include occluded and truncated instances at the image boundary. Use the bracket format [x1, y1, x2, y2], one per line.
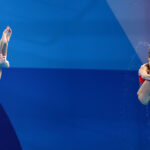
[0, 68, 149, 150]
[0, 104, 22, 150]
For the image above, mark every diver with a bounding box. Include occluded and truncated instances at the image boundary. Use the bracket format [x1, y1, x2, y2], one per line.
[0, 26, 12, 79]
[137, 51, 150, 105]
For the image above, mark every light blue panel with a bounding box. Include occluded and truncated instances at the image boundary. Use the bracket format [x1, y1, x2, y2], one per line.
[0, 0, 141, 69]
[106, 0, 149, 64]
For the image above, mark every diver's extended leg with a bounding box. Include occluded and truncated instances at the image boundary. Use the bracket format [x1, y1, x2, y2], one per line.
[0, 42, 9, 67]
[137, 80, 150, 105]
[0, 68, 2, 79]
[0, 27, 12, 68]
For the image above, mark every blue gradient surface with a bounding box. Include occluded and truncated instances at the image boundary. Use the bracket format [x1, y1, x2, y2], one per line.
[0, 0, 141, 70]
[0, 0, 146, 150]
[0, 68, 149, 150]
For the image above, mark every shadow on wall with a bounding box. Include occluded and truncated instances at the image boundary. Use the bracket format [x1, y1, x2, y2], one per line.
[0, 104, 22, 150]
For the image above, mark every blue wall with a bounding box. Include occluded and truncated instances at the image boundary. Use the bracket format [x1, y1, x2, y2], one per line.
[0, 0, 147, 150]
[0, 0, 141, 70]
[1, 68, 147, 150]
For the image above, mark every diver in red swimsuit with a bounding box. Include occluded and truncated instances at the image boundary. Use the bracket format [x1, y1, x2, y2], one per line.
[137, 52, 150, 105]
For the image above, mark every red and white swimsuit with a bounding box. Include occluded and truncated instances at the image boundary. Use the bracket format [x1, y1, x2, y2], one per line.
[138, 63, 150, 84]
[139, 76, 145, 84]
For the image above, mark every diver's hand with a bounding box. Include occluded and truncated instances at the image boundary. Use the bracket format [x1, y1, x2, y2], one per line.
[2, 26, 12, 43]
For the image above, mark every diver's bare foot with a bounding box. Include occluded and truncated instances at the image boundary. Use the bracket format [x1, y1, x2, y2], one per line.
[2, 26, 12, 43]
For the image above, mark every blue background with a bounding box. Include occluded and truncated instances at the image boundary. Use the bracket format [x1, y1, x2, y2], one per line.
[0, 0, 141, 70]
[0, 0, 148, 150]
